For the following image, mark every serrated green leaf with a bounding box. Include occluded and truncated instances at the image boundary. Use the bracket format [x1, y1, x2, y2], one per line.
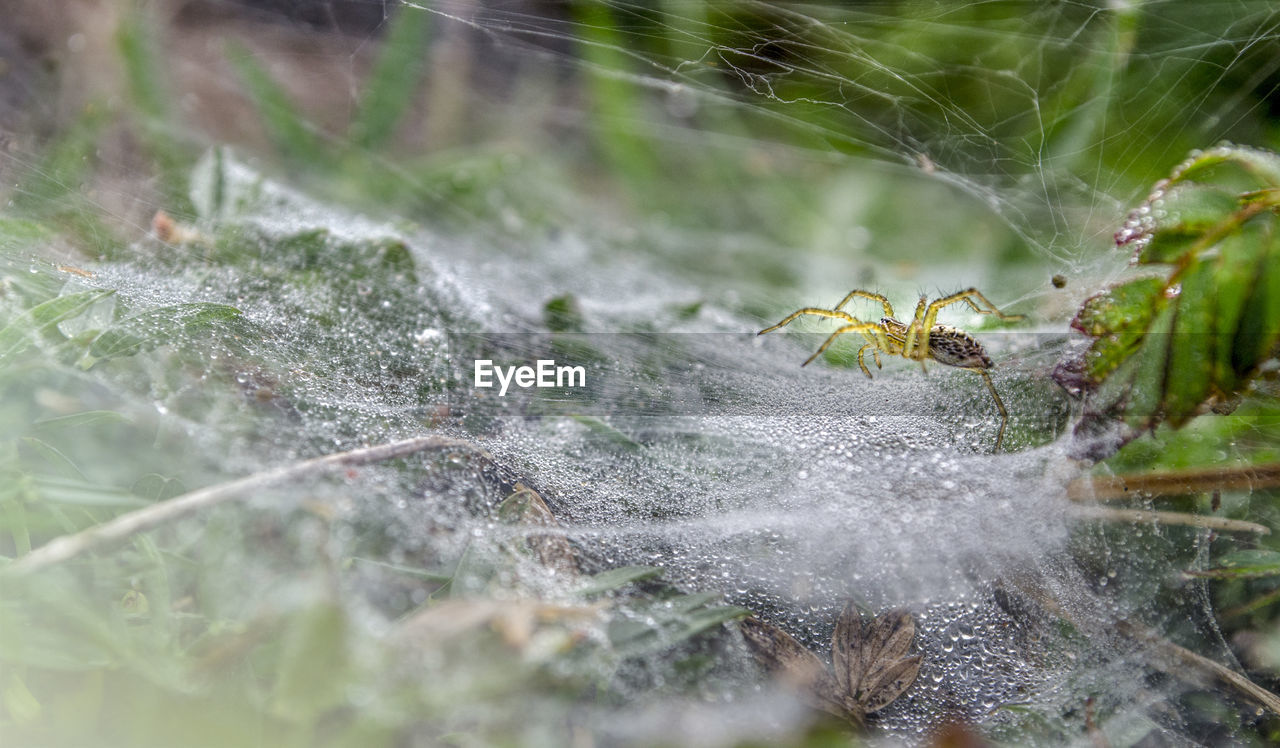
[1138, 185, 1239, 264]
[1064, 146, 1280, 444]
[1074, 277, 1166, 338]
[1075, 277, 1166, 383]
[1164, 261, 1216, 425]
[1173, 145, 1280, 189]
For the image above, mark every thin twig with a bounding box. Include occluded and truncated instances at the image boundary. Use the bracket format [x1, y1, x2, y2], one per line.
[1114, 619, 1280, 717]
[1067, 462, 1280, 502]
[1003, 574, 1280, 717]
[1068, 505, 1270, 535]
[4, 435, 486, 575]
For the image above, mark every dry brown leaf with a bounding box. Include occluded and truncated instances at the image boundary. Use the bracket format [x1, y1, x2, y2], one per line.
[498, 483, 579, 577]
[834, 604, 920, 711]
[742, 604, 921, 728]
[740, 616, 849, 721]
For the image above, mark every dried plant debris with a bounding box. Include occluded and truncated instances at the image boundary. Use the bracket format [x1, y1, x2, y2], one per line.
[496, 482, 580, 578]
[741, 603, 921, 728]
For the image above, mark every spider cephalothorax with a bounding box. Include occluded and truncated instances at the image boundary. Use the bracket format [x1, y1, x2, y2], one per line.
[759, 288, 1022, 452]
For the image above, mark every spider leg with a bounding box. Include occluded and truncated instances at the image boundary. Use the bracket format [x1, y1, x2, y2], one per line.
[855, 343, 876, 378]
[923, 288, 1024, 332]
[832, 289, 894, 319]
[902, 296, 930, 369]
[950, 288, 1025, 321]
[802, 323, 887, 368]
[758, 308, 859, 336]
[969, 367, 1008, 453]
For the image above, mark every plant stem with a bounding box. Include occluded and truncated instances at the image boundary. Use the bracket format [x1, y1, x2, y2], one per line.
[1067, 462, 1280, 502]
[4, 435, 486, 575]
[1068, 505, 1270, 534]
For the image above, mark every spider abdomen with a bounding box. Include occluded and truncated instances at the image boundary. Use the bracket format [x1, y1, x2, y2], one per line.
[926, 325, 993, 369]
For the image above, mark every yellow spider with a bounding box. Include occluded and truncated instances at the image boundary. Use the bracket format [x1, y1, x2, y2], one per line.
[758, 288, 1023, 452]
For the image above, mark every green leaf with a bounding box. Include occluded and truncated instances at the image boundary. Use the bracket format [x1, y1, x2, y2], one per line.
[33, 476, 150, 508]
[608, 591, 748, 656]
[3, 498, 32, 556]
[1164, 260, 1216, 424]
[569, 415, 642, 451]
[88, 303, 242, 362]
[226, 42, 330, 168]
[1125, 300, 1175, 425]
[116, 9, 169, 122]
[575, 566, 664, 597]
[190, 147, 231, 222]
[20, 437, 86, 480]
[1212, 225, 1269, 392]
[1073, 277, 1166, 338]
[0, 289, 115, 363]
[1138, 185, 1239, 264]
[3, 671, 42, 725]
[1073, 277, 1165, 382]
[1231, 218, 1280, 376]
[348, 557, 454, 584]
[33, 410, 133, 430]
[130, 474, 186, 502]
[1172, 144, 1280, 188]
[0, 219, 51, 250]
[544, 294, 585, 333]
[351, 5, 431, 150]
[1186, 550, 1280, 579]
[270, 602, 349, 722]
[1059, 145, 1280, 446]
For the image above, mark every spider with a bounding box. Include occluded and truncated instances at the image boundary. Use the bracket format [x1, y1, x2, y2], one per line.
[758, 288, 1024, 452]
